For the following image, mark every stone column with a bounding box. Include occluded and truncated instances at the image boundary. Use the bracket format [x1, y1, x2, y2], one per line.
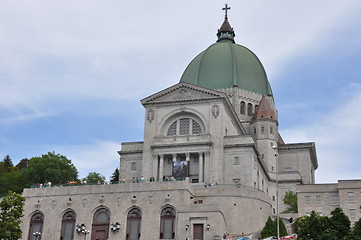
[159, 154, 164, 181]
[185, 153, 190, 162]
[153, 154, 159, 180]
[198, 152, 203, 183]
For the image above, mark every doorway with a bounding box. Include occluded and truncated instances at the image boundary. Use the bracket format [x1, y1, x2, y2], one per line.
[193, 224, 204, 240]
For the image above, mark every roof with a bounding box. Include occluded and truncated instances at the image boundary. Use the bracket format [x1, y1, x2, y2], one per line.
[179, 15, 272, 96]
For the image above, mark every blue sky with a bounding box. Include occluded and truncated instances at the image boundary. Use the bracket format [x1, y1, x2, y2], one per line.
[1, 1, 360, 182]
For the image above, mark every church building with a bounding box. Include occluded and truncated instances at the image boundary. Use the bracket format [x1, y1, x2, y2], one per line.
[21, 6, 318, 240]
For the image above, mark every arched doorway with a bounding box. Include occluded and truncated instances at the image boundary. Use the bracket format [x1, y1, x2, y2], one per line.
[160, 207, 176, 239]
[60, 210, 76, 240]
[126, 208, 142, 240]
[91, 208, 110, 240]
[28, 212, 44, 240]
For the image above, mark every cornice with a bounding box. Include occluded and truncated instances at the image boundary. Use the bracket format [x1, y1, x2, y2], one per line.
[151, 141, 212, 149]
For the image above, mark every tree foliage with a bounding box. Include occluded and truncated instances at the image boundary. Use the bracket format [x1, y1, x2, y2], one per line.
[348, 217, 361, 240]
[110, 167, 119, 183]
[283, 190, 298, 213]
[260, 216, 288, 238]
[21, 152, 78, 186]
[82, 172, 105, 184]
[0, 191, 26, 240]
[297, 209, 353, 240]
[330, 207, 351, 239]
[0, 155, 14, 176]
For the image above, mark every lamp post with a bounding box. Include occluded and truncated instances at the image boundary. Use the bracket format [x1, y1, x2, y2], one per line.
[272, 144, 280, 239]
[32, 231, 41, 240]
[76, 223, 90, 240]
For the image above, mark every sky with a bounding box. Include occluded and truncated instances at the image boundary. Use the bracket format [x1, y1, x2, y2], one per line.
[0, 1, 361, 183]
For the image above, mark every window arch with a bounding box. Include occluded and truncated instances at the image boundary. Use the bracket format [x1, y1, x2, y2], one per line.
[247, 103, 253, 116]
[60, 211, 76, 240]
[160, 207, 176, 239]
[167, 118, 203, 136]
[240, 101, 245, 114]
[28, 212, 44, 240]
[127, 208, 142, 240]
[91, 208, 110, 240]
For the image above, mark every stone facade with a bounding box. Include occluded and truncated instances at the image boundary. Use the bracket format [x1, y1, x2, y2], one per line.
[20, 13, 319, 240]
[297, 180, 361, 223]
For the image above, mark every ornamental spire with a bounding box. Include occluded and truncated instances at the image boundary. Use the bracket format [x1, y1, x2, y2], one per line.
[217, 4, 236, 43]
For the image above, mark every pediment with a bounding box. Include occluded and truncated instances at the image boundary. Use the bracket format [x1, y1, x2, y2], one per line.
[141, 82, 226, 106]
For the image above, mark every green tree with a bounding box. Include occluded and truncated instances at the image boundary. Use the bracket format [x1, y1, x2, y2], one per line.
[297, 211, 323, 240]
[260, 216, 288, 238]
[0, 170, 24, 197]
[330, 207, 351, 240]
[261, 216, 276, 238]
[283, 190, 298, 213]
[348, 217, 361, 240]
[82, 172, 105, 184]
[278, 217, 288, 237]
[0, 155, 14, 176]
[110, 167, 119, 183]
[21, 152, 78, 186]
[15, 158, 29, 170]
[0, 191, 26, 240]
[297, 211, 338, 240]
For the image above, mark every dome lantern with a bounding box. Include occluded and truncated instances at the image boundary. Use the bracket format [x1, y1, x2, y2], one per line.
[217, 4, 235, 43]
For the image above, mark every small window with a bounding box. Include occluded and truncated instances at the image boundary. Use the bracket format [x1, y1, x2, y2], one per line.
[247, 103, 253, 116]
[261, 126, 265, 134]
[316, 195, 321, 205]
[234, 157, 240, 165]
[270, 126, 273, 134]
[305, 196, 311, 205]
[331, 195, 339, 205]
[272, 196, 275, 201]
[285, 167, 292, 172]
[193, 156, 199, 164]
[348, 192, 354, 202]
[349, 209, 356, 221]
[253, 127, 256, 134]
[240, 101, 245, 114]
[131, 162, 137, 171]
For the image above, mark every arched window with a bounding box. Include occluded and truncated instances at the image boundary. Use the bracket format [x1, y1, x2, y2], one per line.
[91, 208, 110, 240]
[240, 101, 245, 114]
[28, 212, 44, 240]
[247, 103, 253, 116]
[127, 208, 142, 240]
[60, 211, 76, 240]
[167, 118, 203, 136]
[160, 207, 176, 239]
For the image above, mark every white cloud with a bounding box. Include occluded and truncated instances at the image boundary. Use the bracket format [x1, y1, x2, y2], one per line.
[282, 83, 361, 183]
[53, 140, 120, 180]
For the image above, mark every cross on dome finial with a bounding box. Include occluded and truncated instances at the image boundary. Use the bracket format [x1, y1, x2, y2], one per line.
[222, 4, 231, 19]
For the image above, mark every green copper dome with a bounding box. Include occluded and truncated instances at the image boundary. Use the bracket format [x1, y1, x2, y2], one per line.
[180, 16, 272, 96]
